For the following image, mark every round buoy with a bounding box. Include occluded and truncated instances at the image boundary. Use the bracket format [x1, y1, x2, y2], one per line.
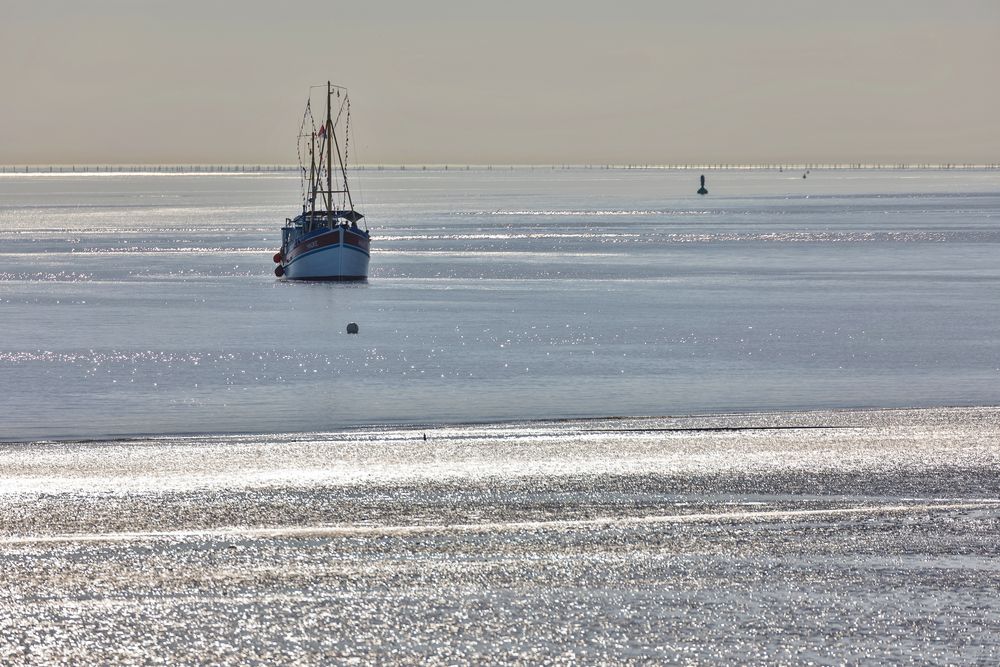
[346, 322, 359, 334]
[274, 265, 284, 277]
[272, 252, 283, 263]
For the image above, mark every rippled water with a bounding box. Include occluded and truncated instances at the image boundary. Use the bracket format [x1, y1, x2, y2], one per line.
[2, 408, 999, 664]
[1, 168, 999, 441]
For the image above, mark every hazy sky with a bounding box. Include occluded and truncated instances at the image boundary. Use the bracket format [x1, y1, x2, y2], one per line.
[2, 0, 998, 164]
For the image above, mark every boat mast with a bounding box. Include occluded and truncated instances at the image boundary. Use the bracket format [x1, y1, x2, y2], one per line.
[327, 81, 334, 225]
[309, 130, 317, 218]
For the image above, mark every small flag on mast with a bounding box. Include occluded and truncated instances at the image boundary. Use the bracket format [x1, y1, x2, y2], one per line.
[317, 124, 327, 138]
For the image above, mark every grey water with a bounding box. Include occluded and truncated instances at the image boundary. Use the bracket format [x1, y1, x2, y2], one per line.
[4, 170, 1000, 664]
[1, 168, 999, 441]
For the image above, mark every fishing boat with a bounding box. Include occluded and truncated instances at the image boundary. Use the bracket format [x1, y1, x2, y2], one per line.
[273, 82, 370, 281]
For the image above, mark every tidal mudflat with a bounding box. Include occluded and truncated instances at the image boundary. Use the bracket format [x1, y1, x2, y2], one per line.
[2, 406, 998, 664]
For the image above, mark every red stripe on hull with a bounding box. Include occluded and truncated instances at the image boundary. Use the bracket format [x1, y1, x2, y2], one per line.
[343, 230, 370, 253]
[286, 229, 341, 263]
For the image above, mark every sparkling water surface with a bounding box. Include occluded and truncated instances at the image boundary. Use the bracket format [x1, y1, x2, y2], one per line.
[2, 171, 1000, 663]
[1, 168, 998, 441]
[1, 408, 999, 664]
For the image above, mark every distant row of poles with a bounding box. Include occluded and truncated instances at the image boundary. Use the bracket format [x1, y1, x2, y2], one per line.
[1, 163, 998, 174]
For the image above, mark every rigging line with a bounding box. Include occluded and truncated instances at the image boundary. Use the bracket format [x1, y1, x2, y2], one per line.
[329, 125, 353, 212]
[333, 96, 348, 127]
[307, 100, 321, 214]
[343, 100, 350, 172]
[314, 133, 329, 210]
[297, 100, 314, 207]
[344, 101, 355, 214]
[342, 99, 367, 230]
[330, 96, 350, 210]
[309, 92, 329, 210]
[298, 100, 318, 208]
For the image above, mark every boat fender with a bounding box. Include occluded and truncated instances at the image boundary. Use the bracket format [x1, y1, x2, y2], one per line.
[274, 266, 284, 277]
[273, 252, 283, 263]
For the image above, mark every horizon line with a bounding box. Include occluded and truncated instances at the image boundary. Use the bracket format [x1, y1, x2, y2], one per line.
[2, 163, 1000, 173]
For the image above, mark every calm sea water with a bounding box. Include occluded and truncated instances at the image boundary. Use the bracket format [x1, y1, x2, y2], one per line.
[1, 168, 998, 441]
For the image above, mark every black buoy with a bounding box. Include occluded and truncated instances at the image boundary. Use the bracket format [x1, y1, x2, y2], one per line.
[346, 322, 359, 334]
[697, 174, 708, 195]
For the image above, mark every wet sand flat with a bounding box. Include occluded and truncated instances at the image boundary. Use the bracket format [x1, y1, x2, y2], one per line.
[2, 407, 1000, 664]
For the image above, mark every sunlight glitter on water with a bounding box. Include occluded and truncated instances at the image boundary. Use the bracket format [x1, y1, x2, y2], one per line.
[3, 408, 999, 496]
[1, 407, 999, 664]
[2, 168, 1000, 441]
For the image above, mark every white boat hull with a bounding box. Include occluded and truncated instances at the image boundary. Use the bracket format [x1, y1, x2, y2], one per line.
[281, 226, 370, 281]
